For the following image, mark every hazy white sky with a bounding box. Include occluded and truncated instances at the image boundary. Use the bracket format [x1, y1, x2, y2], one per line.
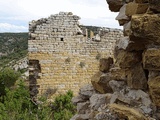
[0, 0, 121, 32]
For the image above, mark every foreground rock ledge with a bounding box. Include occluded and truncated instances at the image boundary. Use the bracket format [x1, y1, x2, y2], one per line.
[109, 103, 148, 120]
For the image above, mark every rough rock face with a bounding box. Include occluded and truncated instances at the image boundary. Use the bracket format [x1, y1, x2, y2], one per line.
[131, 14, 160, 46]
[109, 104, 148, 120]
[91, 72, 113, 94]
[148, 76, 160, 106]
[115, 50, 142, 68]
[106, 0, 124, 12]
[143, 48, 160, 70]
[125, 2, 149, 16]
[71, 0, 160, 119]
[99, 57, 113, 73]
[127, 63, 147, 90]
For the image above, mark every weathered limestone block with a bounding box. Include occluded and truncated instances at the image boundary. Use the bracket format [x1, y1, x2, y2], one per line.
[99, 57, 113, 73]
[143, 48, 160, 70]
[91, 72, 112, 94]
[77, 101, 90, 114]
[149, 0, 160, 13]
[116, 4, 130, 26]
[109, 67, 127, 81]
[109, 104, 148, 120]
[110, 89, 152, 109]
[109, 80, 126, 92]
[115, 36, 130, 51]
[90, 94, 112, 110]
[106, 0, 124, 12]
[71, 95, 86, 105]
[131, 14, 160, 46]
[115, 50, 142, 69]
[79, 84, 96, 99]
[148, 76, 160, 106]
[126, 2, 149, 16]
[127, 63, 147, 90]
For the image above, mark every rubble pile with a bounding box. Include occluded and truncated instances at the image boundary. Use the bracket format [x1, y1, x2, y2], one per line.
[71, 0, 160, 119]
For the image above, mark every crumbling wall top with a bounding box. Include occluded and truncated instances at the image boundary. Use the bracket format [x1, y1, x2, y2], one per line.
[29, 12, 83, 40]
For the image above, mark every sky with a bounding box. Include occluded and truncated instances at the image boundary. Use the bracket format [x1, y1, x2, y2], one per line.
[0, 0, 122, 32]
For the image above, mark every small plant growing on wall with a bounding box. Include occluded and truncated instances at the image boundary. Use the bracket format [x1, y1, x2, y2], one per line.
[96, 53, 101, 60]
[79, 62, 85, 68]
[65, 57, 71, 63]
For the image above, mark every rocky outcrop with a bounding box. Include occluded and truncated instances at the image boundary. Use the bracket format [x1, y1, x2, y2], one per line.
[71, 0, 160, 119]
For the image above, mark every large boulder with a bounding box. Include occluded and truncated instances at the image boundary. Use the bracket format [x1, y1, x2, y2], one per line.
[143, 48, 160, 70]
[131, 14, 160, 47]
[99, 57, 113, 73]
[115, 50, 142, 69]
[90, 94, 112, 111]
[79, 84, 96, 100]
[71, 95, 86, 105]
[106, 0, 124, 12]
[115, 36, 130, 50]
[125, 2, 149, 16]
[109, 80, 126, 92]
[110, 89, 152, 108]
[109, 104, 148, 120]
[77, 101, 90, 114]
[127, 63, 148, 90]
[91, 72, 113, 93]
[109, 67, 127, 81]
[148, 76, 160, 106]
[116, 4, 130, 26]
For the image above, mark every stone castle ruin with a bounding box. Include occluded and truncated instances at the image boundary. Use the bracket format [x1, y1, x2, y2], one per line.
[28, 12, 123, 97]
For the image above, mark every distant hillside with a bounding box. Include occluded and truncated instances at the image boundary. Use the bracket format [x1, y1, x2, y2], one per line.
[0, 33, 28, 68]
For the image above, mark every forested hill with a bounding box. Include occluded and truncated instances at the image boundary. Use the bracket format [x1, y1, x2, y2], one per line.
[0, 33, 28, 67]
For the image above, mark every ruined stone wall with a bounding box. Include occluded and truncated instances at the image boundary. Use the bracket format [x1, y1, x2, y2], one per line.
[28, 12, 123, 97]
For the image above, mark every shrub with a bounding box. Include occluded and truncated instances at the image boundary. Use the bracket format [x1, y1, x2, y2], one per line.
[0, 67, 21, 96]
[0, 68, 76, 120]
[51, 90, 76, 120]
[0, 80, 52, 120]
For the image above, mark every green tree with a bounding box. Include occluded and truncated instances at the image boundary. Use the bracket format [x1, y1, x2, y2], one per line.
[52, 90, 76, 120]
[0, 68, 20, 96]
